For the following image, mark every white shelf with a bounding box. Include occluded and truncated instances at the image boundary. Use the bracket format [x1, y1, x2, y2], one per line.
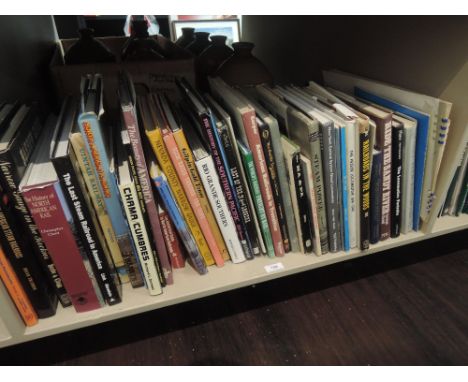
[1, 214, 467, 348]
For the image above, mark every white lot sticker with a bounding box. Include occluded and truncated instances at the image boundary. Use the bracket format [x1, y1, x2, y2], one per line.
[264, 262, 285, 273]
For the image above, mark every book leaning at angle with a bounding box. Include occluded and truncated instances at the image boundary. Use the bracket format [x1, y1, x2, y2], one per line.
[0, 103, 70, 308]
[119, 72, 172, 284]
[51, 97, 122, 305]
[115, 126, 163, 295]
[78, 74, 142, 288]
[20, 118, 102, 313]
[157, 203, 185, 268]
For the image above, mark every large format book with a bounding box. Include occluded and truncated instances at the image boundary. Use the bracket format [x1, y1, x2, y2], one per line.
[149, 161, 208, 274]
[209, 77, 285, 257]
[51, 97, 122, 305]
[0, 107, 59, 318]
[323, 69, 452, 228]
[253, 85, 300, 252]
[390, 120, 404, 238]
[370, 149, 383, 244]
[158, 94, 223, 265]
[182, 113, 246, 263]
[281, 135, 313, 254]
[119, 73, 172, 284]
[286, 108, 328, 254]
[238, 140, 275, 258]
[115, 127, 163, 295]
[177, 79, 252, 259]
[0, 245, 38, 326]
[70, 132, 133, 284]
[20, 121, 101, 313]
[0, 103, 68, 309]
[205, 95, 263, 258]
[139, 94, 214, 267]
[78, 74, 140, 287]
[272, 88, 341, 252]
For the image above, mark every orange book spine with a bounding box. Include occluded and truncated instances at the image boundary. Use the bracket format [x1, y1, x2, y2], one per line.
[0, 246, 38, 327]
[162, 128, 217, 266]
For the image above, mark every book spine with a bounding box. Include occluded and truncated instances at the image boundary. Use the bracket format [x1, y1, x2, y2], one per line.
[308, 128, 329, 254]
[22, 184, 101, 312]
[293, 154, 313, 253]
[401, 127, 416, 234]
[320, 123, 340, 252]
[152, 173, 207, 274]
[0, 246, 38, 326]
[78, 114, 142, 287]
[118, 181, 163, 295]
[346, 122, 357, 249]
[122, 105, 172, 284]
[301, 156, 321, 256]
[0, 157, 69, 307]
[198, 113, 252, 259]
[70, 134, 130, 284]
[370, 150, 383, 244]
[218, 126, 260, 256]
[379, 118, 392, 240]
[158, 204, 185, 268]
[196, 156, 246, 263]
[240, 111, 285, 257]
[173, 129, 228, 264]
[163, 129, 216, 266]
[53, 156, 122, 305]
[259, 123, 290, 253]
[391, 125, 403, 237]
[360, 129, 371, 250]
[239, 144, 275, 258]
[339, 126, 350, 251]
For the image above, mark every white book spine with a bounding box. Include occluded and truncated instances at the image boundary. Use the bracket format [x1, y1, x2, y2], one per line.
[401, 126, 417, 234]
[346, 121, 357, 249]
[119, 182, 162, 295]
[196, 155, 246, 264]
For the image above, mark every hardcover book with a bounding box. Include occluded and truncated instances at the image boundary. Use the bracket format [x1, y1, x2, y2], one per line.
[359, 122, 371, 250]
[390, 120, 404, 238]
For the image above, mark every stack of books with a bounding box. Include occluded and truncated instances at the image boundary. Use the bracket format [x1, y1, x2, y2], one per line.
[0, 69, 466, 327]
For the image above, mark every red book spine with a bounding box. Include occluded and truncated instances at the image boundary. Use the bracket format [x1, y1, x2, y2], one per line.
[158, 205, 185, 268]
[241, 110, 285, 257]
[22, 184, 101, 313]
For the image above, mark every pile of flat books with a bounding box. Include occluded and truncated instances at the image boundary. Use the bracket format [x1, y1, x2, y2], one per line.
[0, 69, 465, 327]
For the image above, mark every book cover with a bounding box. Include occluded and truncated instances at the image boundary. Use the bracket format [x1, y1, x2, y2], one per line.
[157, 203, 185, 269]
[390, 121, 404, 238]
[119, 73, 172, 284]
[370, 149, 383, 244]
[78, 74, 141, 287]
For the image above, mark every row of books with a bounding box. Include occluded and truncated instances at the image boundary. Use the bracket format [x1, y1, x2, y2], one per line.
[0, 69, 464, 328]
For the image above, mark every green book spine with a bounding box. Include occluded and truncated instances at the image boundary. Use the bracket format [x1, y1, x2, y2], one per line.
[238, 141, 275, 258]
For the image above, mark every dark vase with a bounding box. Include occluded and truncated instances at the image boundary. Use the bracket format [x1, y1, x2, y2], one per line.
[216, 42, 273, 86]
[185, 32, 211, 56]
[121, 19, 165, 61]
[64, 28, 116, 65]
[175, 27, 195, 48]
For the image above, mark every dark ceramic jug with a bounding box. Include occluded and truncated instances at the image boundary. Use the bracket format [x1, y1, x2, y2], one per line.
[216, 42, 273, 86]
[175, 27, 196, 48]
[121, 19, 165, 61]
[64, 28, 116, 65]
[186, 32, 211, 56]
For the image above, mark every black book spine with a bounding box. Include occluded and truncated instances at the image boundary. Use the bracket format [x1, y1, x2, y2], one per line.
[294, 154, 313, 253]
[217, 124, 259, 257]
[0, 123, 69, 307]
[0, 181, 57, 318]
[370, 150, 383, 244]
[391, 125, 403, 238]
[125, 142, 166, 287]
[360, 130, 371, 250]
[259, 122, 290, 253]
[198, 112, 252, 259]
[53, 155, 122, 305]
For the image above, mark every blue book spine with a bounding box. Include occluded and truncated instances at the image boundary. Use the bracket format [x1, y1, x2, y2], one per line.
[78, 113, 130, 239]
[354, 87, 430, 231]
[152, 174, 207, 275]
[340, 126, 350, 251]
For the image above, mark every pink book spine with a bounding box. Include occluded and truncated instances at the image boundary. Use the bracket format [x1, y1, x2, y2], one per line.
[241, 110, 285, 257]
[162, 128, 223, 266]
[22, 184, 101, 313]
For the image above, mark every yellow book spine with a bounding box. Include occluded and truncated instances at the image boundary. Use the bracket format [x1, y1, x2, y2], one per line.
[146, 128, 213, 266]
[173, 129, 229, 263]
[70, 133, 129, 284]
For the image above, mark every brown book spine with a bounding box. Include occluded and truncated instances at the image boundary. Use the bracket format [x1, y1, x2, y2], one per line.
[158, 204, 185, 269]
